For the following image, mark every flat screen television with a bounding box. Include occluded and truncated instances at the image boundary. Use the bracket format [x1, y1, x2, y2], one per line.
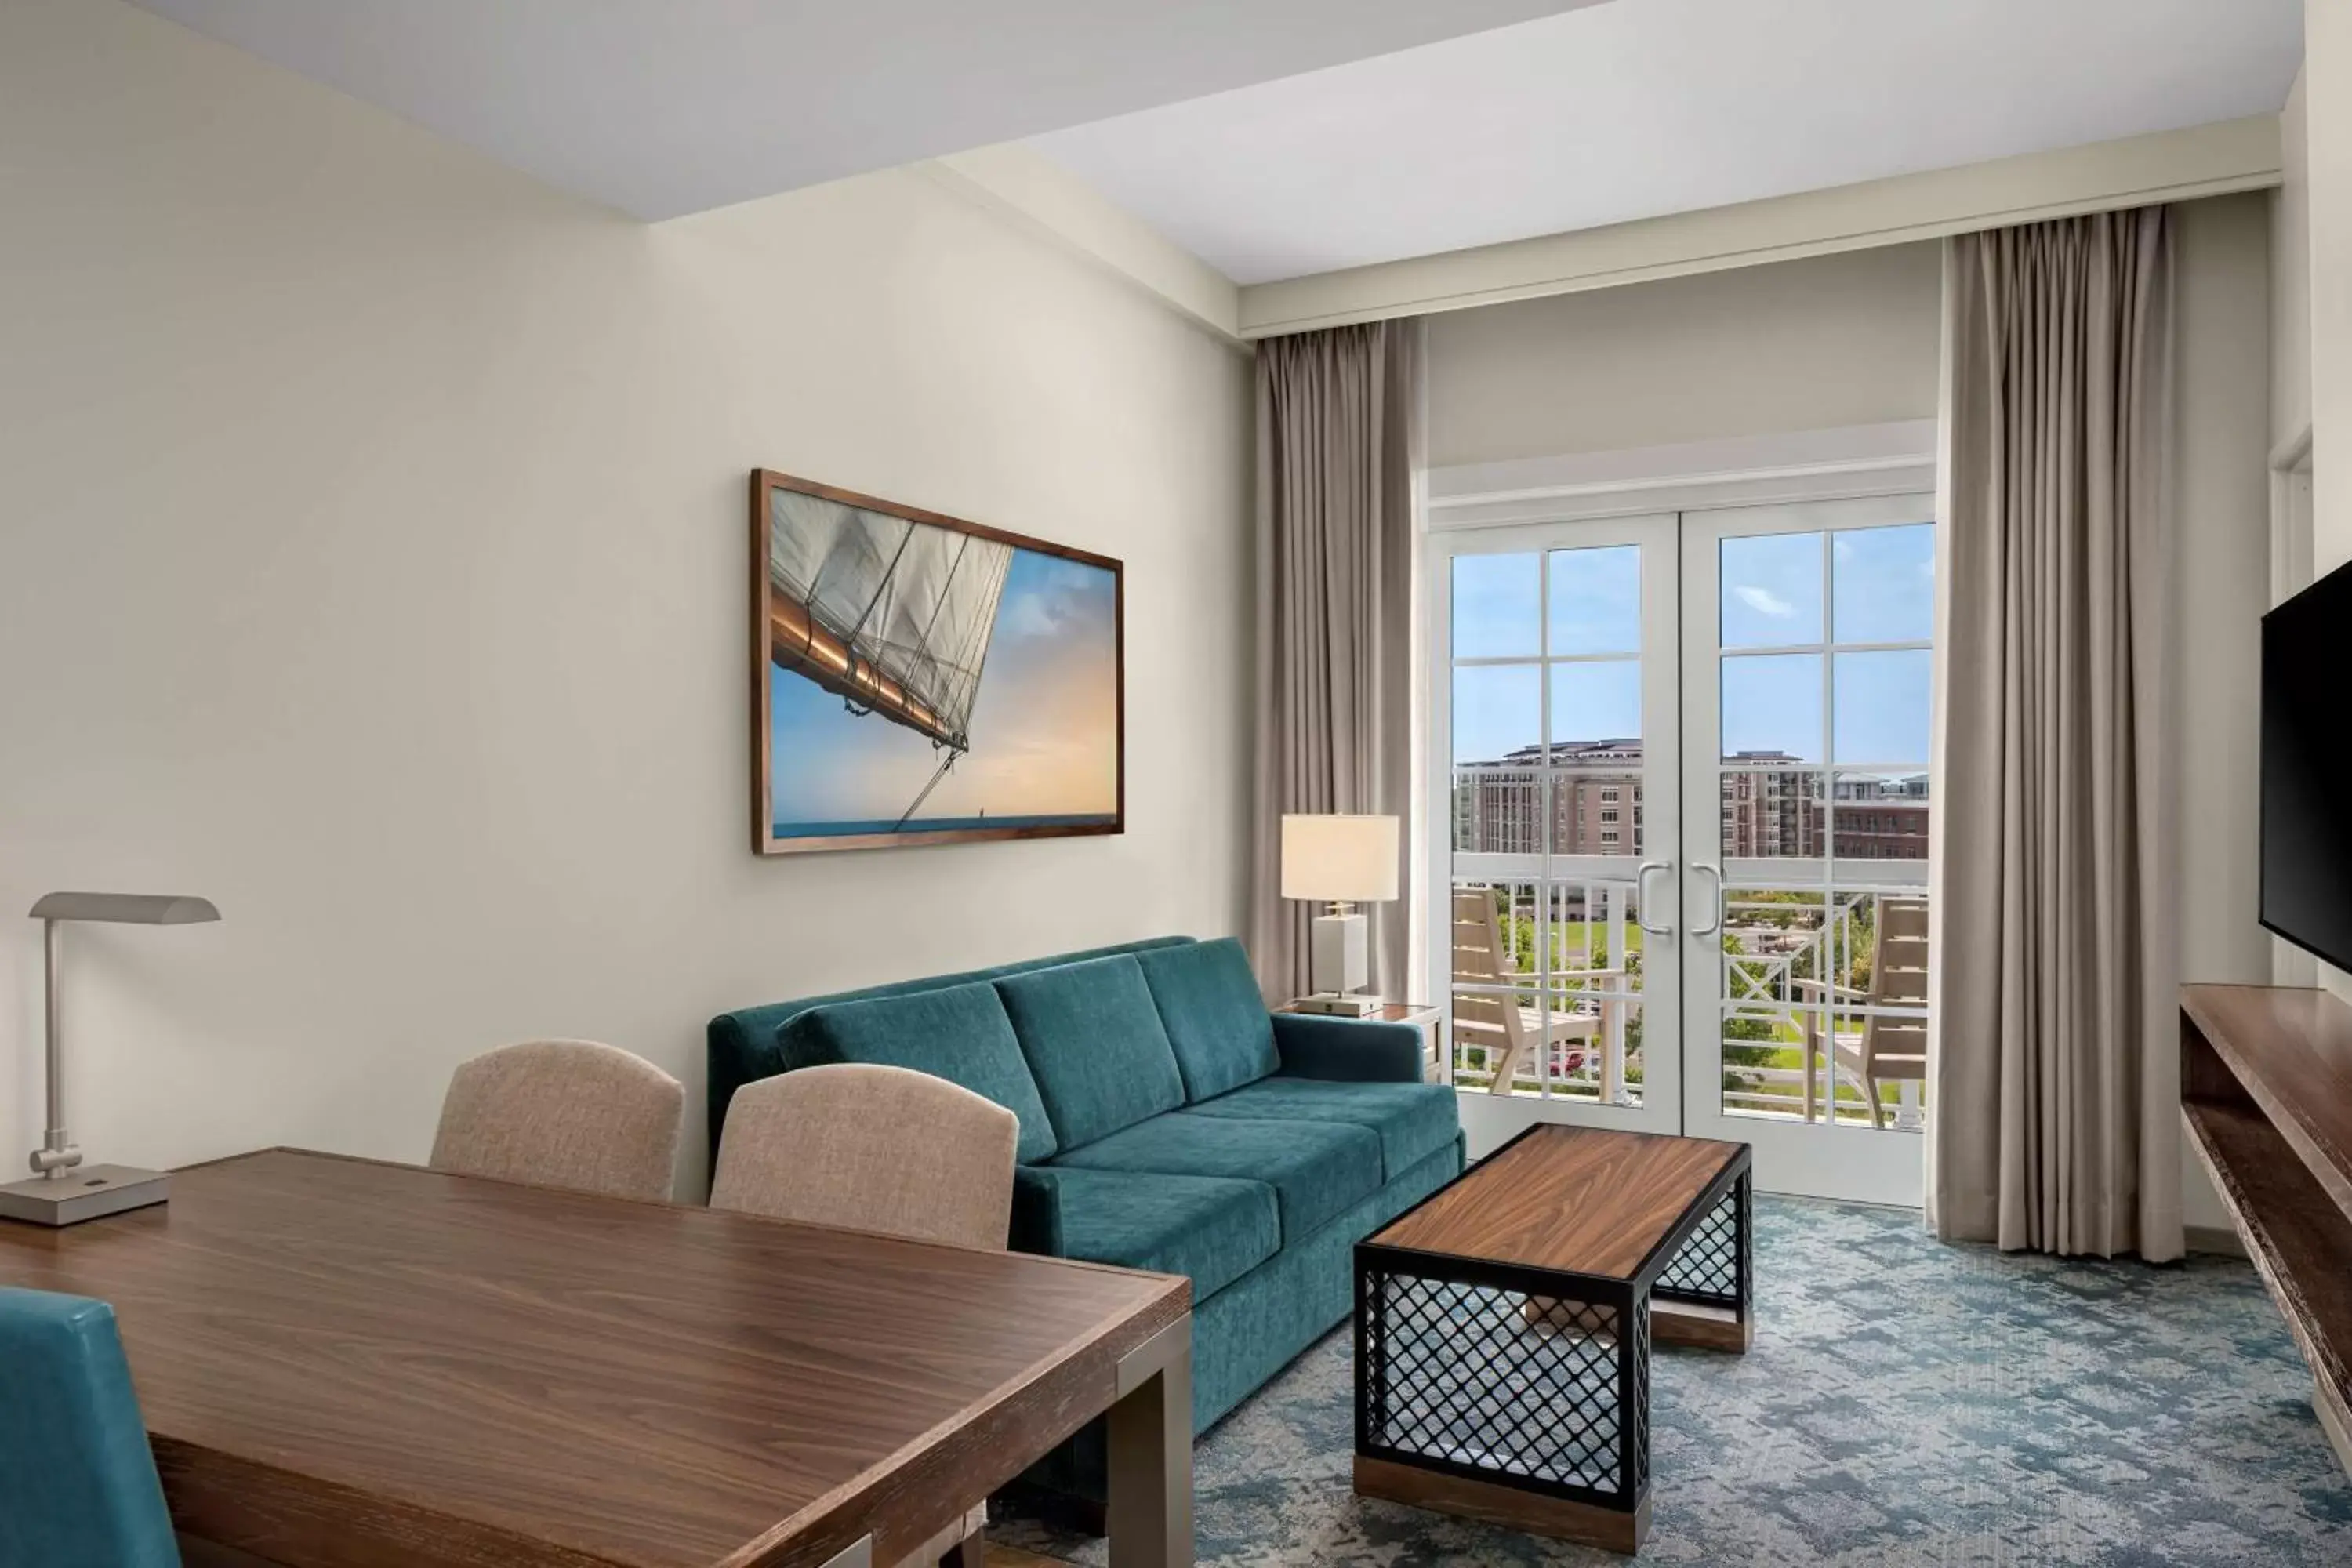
[2261, 555, 2352, 972]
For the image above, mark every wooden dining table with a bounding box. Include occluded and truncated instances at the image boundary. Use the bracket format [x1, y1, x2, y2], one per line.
[0, 1148, 1193, 1568]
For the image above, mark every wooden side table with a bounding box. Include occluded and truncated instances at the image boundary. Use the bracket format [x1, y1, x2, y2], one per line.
[1276, 1000, 1444, 1083]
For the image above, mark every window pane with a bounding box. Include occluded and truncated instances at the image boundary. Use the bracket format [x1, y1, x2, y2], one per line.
[1534, 985, 1642, 1106]
[1547, 545, 1641, 656]
[1720, 532, 1823, 648]
[1552, 760, 1644, 857]
[1721, 769, 1824, 860]
[1831, 771, 1933, 863]
[1810, 889, 1931, 1131]
[1721, 652, 1822, 763]
[1446, 878, 1647, 1105]
[1832, 523, 1934, 644]
[1549, 659, 1641, 748]
[1714, 887, 1826, 1123]
[1449, 880, 1536, 1093]
[1709, 887, 1929, 1130]
[1833, 649, 1930, 764]
[1452, 666, 1542, 854]
[1453, 553, 1540, 659]
[1452, 663, 1540, 765]
[1548, 879, 1642, 991]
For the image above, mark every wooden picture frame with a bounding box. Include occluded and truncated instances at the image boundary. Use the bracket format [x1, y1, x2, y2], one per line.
[750, 469, 1127, 855]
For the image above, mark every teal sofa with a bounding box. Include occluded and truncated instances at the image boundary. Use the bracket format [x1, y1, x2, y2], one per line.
[706, 935, 1463, 1517]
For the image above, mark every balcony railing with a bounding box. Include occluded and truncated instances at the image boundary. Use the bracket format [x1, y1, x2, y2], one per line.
[1446, 877, 1927, 1131]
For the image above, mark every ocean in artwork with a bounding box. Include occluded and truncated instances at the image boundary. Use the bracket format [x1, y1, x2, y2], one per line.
[771, 813, 1119, 838]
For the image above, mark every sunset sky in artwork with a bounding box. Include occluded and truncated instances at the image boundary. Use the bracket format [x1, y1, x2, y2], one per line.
[768, 548, 1117, 833]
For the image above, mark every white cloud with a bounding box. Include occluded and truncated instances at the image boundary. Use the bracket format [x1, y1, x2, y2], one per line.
[1733, 584, 1796, 619]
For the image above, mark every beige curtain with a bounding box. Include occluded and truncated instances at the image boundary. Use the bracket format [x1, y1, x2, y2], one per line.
[1249, 321, 1423, 1002]
[1930, 207, 2181, 1261]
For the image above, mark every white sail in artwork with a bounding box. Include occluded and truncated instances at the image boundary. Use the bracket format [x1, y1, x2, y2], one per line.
[768, 488, 1014, 751]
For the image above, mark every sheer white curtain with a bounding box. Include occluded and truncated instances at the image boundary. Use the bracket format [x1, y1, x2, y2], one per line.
[1929, 207, 2182, 1261]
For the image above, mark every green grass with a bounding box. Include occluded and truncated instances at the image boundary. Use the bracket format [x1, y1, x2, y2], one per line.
[1552, 919, 1642, 958]
[1496, 920, 1642, 974]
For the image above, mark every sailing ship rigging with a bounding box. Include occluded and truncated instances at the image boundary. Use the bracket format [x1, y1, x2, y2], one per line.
[768, 490, 1013, 828]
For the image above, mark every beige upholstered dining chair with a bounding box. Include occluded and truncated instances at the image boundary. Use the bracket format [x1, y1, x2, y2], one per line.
[709, 1062, 1020, 1247]
[429, 1040, 684, 1203]
[710, 1063, 1018, 1568]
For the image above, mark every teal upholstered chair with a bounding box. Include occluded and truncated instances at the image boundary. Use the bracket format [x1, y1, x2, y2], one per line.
[0, 1287, 180, 1567]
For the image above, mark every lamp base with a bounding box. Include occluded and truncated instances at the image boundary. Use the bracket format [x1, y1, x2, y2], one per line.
[1291, 993, 1385, 1018]
[0, 1165, 171, 1227]
[1309, 910, 1370, 996]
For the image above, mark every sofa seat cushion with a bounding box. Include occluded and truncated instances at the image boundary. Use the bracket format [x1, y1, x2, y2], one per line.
[1036, 1167, 1279, 1301]
[996, 956, 1186, 1151]
[1051, 1111, 1382, 1242]
[1133, 938, 1279, 1102]
[1186, 1076, 1460, 1181]
[782, 982, 1056, 1163]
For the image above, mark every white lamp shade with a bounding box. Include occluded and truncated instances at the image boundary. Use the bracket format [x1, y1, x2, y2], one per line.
[1280, 814, 1400, 903]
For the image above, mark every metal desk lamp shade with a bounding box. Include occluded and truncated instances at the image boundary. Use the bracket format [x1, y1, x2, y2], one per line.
[0, 892, 220, 1227]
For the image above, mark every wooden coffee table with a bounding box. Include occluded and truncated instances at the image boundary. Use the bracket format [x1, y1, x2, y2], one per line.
[1352, 1124, 1752, 1555]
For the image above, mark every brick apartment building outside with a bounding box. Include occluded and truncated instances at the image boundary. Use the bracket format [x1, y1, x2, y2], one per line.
[1453, 740, 1929, 860]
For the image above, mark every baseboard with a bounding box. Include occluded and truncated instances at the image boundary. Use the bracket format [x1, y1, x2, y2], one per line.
[2184, 1223, 2249, 1259]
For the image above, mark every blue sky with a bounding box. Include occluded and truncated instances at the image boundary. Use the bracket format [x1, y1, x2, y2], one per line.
[1450, 524, 1933, 769]
[768, 546, 1118, 829]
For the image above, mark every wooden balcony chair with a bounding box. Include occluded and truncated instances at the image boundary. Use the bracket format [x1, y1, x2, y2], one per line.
[1450, 889, 1624, 1096]
[1795, 895, 1929, 1128]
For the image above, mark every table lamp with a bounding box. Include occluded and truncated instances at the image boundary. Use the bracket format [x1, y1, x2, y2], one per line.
[1281, 814, 1399, 1018]
[0, 891, 220, 1227]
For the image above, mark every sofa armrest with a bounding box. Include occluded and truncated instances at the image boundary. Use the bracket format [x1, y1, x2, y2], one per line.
[1272, 1012, 1425, 1083]
[1009, 1165, 1070, 1258]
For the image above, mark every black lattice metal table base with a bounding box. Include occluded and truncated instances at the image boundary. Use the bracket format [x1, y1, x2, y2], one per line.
[1355, 1166, 1753, 1555]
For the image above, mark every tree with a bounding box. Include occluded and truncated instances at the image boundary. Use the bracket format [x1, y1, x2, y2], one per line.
[1718, 930, 1779, 1090]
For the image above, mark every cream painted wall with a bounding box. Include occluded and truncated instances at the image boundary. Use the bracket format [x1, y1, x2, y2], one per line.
[1422, 198, 2271, 1232]
[2267, 71, 2329, 996]
[2174, 193, 2282, 1000]
[1426, 242, 1944, 466]
[2312, 4, 2352, 582]
[2274, 71, 2313, 448]
[2299, 5, 2352, 1007]
[0, 0, 1253, 1189]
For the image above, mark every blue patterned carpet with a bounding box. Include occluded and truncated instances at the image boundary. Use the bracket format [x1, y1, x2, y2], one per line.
[994, 1197, 2352, 1566]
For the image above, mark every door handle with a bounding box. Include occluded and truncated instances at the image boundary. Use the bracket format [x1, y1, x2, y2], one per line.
[1635, 860, 1675, 936]
[1689, 862, 1725, 938]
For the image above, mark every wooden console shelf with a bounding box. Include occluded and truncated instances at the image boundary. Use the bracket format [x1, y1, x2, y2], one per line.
[2180, 984, 2352, 1475]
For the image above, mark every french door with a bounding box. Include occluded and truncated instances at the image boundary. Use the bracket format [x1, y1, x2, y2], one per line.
[1427, 495, 1935, 1204]
[1428, 513, 1686, 1156]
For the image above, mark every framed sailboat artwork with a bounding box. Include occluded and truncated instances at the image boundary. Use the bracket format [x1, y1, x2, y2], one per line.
[750, 470, 1126, 855]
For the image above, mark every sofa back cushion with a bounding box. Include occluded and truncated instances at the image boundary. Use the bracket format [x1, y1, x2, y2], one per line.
[1133, 938, 1279, 1102]
[704, 936, 1196, 1175]
[995, 956, 1185, 1151]
[782, 982, 1057, 1163]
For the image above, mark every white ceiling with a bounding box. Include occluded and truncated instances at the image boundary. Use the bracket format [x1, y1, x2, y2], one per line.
[1032, 0, 2304, 285]
[128, 0, 1601, 220]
